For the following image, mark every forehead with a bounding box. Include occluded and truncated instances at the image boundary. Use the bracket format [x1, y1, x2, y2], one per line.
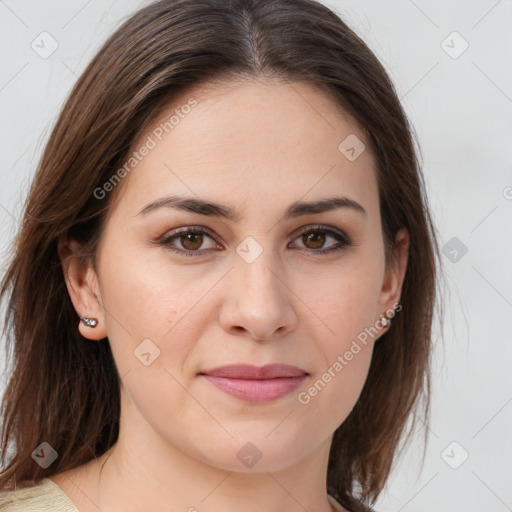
[108, 77, 378, 220]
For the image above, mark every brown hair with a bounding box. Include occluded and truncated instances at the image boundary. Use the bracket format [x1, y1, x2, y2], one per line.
[0, 1, 443, 510]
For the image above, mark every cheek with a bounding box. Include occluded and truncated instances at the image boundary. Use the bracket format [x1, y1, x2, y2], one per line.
[295, 349, 373, 448]
[292, 258, 380, 422]
[297, 259, 382, 348]
[118, 362, 213, 461]
[297, 318, 375, 436]
[98, 240, 207, 333]
[96, 245, 203, 374]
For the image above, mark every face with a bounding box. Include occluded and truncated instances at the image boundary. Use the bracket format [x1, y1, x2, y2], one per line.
[61, 78, 408, 473]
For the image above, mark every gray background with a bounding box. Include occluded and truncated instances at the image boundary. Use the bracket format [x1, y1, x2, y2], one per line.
[1, 1, 511, 511]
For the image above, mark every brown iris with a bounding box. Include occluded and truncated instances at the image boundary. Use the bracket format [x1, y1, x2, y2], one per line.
[302, 231, 326, 249]
[181, 232, 203, 251]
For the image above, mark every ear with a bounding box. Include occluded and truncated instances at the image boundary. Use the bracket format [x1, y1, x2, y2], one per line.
[377, 228, 409, 335]
[58, 236, 107, 341]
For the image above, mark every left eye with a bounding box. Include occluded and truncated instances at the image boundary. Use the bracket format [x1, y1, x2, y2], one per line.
[159, 227, 220, 257]
[159, 226, 351, 257]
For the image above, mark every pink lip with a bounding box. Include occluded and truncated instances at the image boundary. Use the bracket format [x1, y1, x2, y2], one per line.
[200, 364, 308, 403]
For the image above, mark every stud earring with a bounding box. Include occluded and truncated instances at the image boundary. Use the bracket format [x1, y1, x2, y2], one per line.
[80, 316, 98, 328]
[380, 314, 391, 327]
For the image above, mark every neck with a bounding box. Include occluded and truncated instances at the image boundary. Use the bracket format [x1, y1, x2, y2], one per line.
[94, 436, 339, 512]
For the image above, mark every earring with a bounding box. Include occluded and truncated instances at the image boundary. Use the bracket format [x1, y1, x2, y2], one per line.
[378, 311, 394, 330]
[380, 314, 391, 327]
[80, 316, 98, 328]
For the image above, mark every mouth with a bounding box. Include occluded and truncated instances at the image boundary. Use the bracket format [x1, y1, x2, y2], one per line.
[198, 364, 309, 404]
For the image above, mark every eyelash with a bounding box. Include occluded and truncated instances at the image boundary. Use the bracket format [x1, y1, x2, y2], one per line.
[158, 225, 352, 258]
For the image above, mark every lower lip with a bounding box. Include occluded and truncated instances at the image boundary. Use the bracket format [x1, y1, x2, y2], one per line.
[202, 375, 307, 403]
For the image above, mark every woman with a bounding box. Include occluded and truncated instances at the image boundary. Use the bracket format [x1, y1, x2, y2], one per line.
[0, 0, 441, 511]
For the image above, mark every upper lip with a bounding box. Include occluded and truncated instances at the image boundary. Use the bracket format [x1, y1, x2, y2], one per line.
[200, 364, 308, 379]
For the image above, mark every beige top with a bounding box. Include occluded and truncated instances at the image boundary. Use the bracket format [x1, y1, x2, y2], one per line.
[0, 477, 347, 511]
[0, 478, 78, 511]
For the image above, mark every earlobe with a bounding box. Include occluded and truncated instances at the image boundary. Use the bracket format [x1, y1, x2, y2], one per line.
[57, 237, 107, 341]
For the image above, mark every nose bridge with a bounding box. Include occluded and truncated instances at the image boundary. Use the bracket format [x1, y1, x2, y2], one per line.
[235, 237, 283, 306]
[220, 235, 297, 339]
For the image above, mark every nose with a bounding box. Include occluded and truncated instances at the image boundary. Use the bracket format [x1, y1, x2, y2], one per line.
[219, 253, 298, 341]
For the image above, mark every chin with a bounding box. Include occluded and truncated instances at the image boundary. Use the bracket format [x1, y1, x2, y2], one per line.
[190, 430, 314, 474]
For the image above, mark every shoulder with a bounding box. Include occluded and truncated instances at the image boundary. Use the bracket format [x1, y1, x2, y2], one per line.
[0, 478, 78, 511]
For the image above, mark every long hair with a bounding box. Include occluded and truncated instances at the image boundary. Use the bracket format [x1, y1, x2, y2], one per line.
[0, 1, 443, 510]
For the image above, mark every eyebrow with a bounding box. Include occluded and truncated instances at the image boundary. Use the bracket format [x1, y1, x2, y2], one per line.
[136, 195, 367, 220]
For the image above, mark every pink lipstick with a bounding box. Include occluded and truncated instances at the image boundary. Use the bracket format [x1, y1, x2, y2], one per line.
[199, 364, 308, 404]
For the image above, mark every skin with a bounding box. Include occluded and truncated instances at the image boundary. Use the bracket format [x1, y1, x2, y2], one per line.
[55, 77, 409, 512]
